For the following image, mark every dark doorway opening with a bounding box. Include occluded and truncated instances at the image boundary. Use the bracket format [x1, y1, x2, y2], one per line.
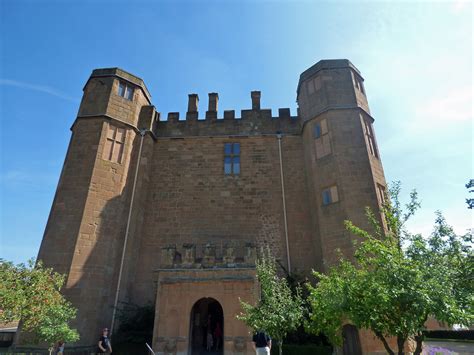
[342, 324, 362, 355]
[189, 298, 224, 355]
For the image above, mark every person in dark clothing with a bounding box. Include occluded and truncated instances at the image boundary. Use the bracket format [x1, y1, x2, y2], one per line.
[252, 330, 271, 355]
[54, 340, 65, 354]
[214, 321, 222, 350]
[97, 328, 113, 353]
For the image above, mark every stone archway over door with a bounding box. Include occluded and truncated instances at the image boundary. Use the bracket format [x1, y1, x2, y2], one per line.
[189, 297, 224, 355]
[342, 324, 362, 355]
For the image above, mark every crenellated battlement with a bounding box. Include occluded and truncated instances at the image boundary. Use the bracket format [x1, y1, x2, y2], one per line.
[154, 91, 301, 137]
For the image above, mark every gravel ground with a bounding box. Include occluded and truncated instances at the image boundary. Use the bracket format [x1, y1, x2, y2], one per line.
[423, 340, 474, 355]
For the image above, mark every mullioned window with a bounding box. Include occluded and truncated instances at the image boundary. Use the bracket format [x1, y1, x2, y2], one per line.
[224, 143, 240, 175]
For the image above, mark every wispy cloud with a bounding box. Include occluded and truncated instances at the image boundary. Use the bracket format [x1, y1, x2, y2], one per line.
[415, 86, 472, 124]
[378, 84, 472, 154]
[0, 79, 79, 102]
[452, 0, 471, 14]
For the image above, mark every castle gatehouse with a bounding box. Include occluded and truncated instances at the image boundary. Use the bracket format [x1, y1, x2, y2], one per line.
[17, 60, 388, 354]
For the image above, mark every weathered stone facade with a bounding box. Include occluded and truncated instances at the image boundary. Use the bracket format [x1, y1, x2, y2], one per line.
[18, 60, 390, 354]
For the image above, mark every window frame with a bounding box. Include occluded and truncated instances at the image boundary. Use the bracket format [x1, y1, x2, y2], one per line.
[224, 142, 241, 175]
[361, 114, 379, 159]
[322, 185, 339, 206]
[118, 81, 135, 101]
[103, 124, 126, 164]
[377, 183, 386, 207]
[314, 118, 331, 159]
[352, 72, 365, 95]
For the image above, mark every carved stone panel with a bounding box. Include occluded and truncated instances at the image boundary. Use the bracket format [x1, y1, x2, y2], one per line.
[244, 243, 256, 265]
[202, 243, 216, 267]
[223, 243, 235, 265]
[182, 243, 196, 267]
[161, 245, 176, 268]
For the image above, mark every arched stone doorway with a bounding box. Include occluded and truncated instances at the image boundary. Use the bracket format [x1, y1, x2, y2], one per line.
[342, 324, 362, 355]
[189, 297, 224, 355]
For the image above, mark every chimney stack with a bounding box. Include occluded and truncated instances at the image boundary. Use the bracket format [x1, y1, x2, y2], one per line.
[187, 93, 199, 120]
[206, 93, 219, 119]
[208, 93, 218, 112]
[187, 94, 199, 113]
[251, 91, 261, 110]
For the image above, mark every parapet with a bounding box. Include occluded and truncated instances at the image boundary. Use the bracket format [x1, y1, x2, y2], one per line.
[155, 91, 301, 137]
[299, 59, 361, 82]
[160, 242, 257, 269]
[86, 67, 152, 104]
[296, 59, 361, 100]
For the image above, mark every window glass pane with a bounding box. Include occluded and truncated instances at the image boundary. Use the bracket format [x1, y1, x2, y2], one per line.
[224, 143, 232, 155]
[233, 156, 240, 174]
[322, 189, 332, 205]
[233, 162, 240, 174]
[224, 157, 232, 174]
[126, 86, 134, 100]
[118, 82, 125, 97]
[314, 124, 321, 138]
[233, 143, 240, 155]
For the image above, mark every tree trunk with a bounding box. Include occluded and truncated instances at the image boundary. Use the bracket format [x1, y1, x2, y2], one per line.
[374, 331, 394, 355]
[397, 336, 405, 355]
[278, 340, 283, 355]
[413, 315, 428, 355]
[413, 333, 424, 355]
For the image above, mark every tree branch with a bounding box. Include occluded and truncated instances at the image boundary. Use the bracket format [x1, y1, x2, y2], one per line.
[375, 331, 395, 355]
[413, 332, 424, 355]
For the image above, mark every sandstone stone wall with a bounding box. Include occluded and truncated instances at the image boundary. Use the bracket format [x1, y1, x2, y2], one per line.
[130, 133, 317, 305]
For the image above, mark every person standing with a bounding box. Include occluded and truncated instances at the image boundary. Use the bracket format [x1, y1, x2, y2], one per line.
[97, 328, 113, 353]
[252, 330, 271, 355]
[54, 341, 65, 354]
[213, 322, 222, 350]
[206, 329, 213, 351]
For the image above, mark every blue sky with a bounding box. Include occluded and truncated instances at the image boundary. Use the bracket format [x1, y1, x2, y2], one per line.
[0, 0, 472, 264]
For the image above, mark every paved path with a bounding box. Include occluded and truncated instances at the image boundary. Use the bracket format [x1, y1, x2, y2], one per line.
[423, 340, 474, 354]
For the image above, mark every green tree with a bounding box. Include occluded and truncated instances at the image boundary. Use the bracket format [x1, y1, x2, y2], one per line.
[306, 183, 473, 355]
[237, 251, 304, 355]
[466, 179, 474, 209]
[0, 259, 79, 354]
